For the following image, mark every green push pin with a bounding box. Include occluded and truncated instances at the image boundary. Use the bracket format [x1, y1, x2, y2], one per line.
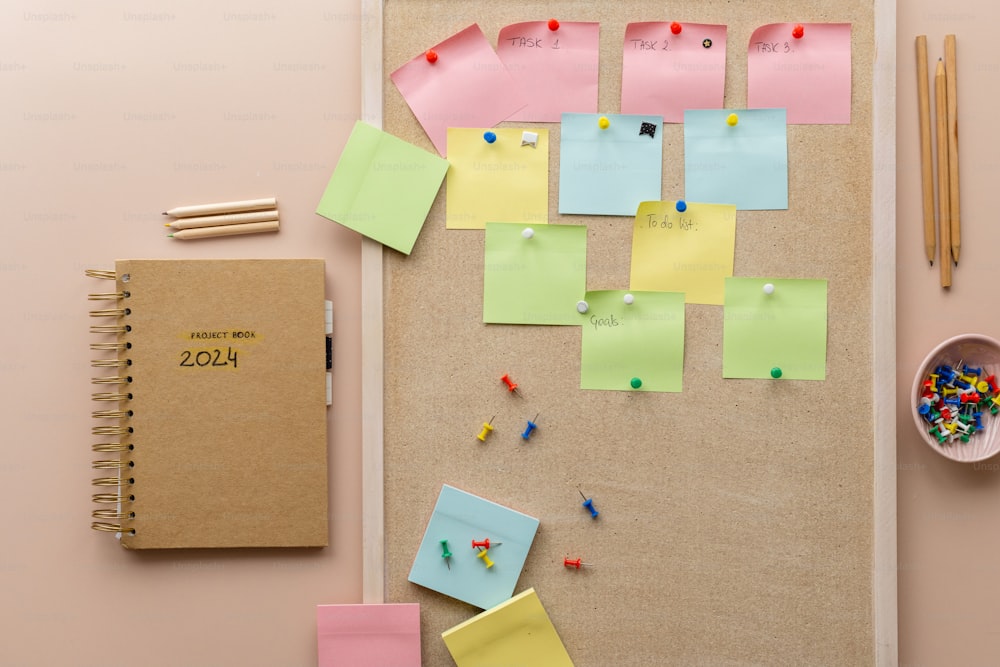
[630, 377, 642, 389]
[770, 367, 782, 379]
[440, 539, 452, 569]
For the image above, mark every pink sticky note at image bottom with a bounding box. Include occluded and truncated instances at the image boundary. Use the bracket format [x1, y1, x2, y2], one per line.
[317, 603, 421, 667]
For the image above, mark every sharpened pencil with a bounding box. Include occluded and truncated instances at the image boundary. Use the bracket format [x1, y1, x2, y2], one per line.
[168, 219, 279, 240]
[916, 36, 935, 266]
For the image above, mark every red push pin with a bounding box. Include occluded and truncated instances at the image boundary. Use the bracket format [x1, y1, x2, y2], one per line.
[472, 538, 502, 550]
[670, 21, 682, 35]
[547, 18, 559, 31]
[426, 49, 439, 63]
[792, 24, 804, 39]
[563, 557, 593, 569]
[501, 373, 521, 395]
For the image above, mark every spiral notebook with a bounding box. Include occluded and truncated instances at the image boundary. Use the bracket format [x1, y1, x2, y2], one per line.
[87, 259, 330, 549]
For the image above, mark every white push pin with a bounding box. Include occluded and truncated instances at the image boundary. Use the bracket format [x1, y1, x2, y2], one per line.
[762, 283, 775, 295]
[623, 293, 634, 305]
[576, 300, 589, 314]
[521, 131, 539, 148]
[522, 227, 534, 239]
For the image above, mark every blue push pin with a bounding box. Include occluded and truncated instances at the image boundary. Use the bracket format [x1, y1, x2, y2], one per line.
[579, 490, 599, 518]
[675, 199, 687, 212]
[521, 413, 539, 440]
[484, 130, 497, 144]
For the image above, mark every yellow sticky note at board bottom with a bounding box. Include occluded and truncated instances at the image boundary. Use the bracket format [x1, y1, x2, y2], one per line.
[442, 588, 574, 666]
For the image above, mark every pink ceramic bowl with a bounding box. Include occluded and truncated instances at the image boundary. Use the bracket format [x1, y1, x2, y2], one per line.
[911, 334, 1000, 462]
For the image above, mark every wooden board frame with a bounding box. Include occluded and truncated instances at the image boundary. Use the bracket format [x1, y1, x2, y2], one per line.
[360, 1, 896, 663]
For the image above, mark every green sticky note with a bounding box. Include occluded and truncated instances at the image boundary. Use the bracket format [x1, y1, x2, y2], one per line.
[316, 121, 449, 255]
[484, 223, 587, 325]
[722, 277, 828, 380]
[579, 290, 685, 392]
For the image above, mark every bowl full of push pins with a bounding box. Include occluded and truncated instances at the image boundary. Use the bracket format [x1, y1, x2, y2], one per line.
[911, 334, 1000, 462]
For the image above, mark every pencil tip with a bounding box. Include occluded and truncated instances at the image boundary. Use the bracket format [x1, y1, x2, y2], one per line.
[161, 211, 168, 215]
[930, 261, 933, 266]
[167, 234, 174, 238]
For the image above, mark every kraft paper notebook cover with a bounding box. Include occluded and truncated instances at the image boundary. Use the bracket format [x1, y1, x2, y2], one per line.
[87, 259, 329, 549]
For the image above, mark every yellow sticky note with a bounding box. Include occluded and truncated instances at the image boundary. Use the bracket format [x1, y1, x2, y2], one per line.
[446, 128, 549, 229]
[442, 588, 574, 666]
[629, 200, 736, 304]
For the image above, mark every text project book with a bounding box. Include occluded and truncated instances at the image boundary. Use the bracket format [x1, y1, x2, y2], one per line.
[87, 259, 330, 549]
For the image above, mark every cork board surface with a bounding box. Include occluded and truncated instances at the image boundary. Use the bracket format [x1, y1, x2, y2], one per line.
[381, 1, 877, 664]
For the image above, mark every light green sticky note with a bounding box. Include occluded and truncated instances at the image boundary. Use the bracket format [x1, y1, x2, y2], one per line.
[316, 121, 449, 255]
[629, 200, 737, 305]
[722, 277, 828, 380]
[579, 290, 685, 392]
[484, 222, 587, 325]
[447, 128, 549, 229]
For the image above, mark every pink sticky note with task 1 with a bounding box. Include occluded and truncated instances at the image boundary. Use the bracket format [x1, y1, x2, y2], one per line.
[391, 24, 528, 156]
[496, 20, 599, 122]
[747, 23, 852, 124]
[317, 603, 421, 667]
[621, 22, 727, 122]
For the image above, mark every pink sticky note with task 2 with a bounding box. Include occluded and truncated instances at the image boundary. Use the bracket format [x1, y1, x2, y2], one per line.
[621, 22, 727, 122]
[747, 23, 852, 124]
[496, 20, 600, 122]
[317, 603, 421, 667]
[391, 24, 528, 156]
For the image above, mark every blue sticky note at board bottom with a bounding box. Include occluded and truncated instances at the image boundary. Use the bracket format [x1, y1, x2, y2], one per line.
[408, 485, 540, 610]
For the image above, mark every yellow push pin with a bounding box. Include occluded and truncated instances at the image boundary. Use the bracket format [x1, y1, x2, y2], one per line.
[598, 115, 610, 130]
[476, 416, 495, 442]
[476, 547, 495, 569]
[726, 113, 739, 126]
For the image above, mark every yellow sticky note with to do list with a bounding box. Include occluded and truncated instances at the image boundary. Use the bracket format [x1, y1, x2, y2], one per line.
[629, 200, 736, 305]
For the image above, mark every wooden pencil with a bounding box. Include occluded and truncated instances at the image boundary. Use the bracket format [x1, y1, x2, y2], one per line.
[916, 36, 935, 266]
[168, 219, 280, 240]
[935, 58, 951, 288]
[945, 34, 960, 265]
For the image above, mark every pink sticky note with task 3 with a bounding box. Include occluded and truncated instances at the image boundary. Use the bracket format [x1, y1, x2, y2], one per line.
[747, 22, 851, 124]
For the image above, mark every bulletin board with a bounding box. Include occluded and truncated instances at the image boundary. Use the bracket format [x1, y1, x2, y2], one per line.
[361, 0, 897, 664]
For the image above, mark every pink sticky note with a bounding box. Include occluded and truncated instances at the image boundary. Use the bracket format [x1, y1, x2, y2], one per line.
[621, 22, 727, 122]
[391, 24, 528, 156]
[496, 21, 599, 122]
[747, 23, 852, 124]
[317, 603, 421, 667]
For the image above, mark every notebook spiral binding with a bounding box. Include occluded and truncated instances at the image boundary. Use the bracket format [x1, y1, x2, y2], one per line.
[87, 269, 136, 536]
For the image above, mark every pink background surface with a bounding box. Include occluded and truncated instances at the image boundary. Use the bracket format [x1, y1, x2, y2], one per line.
[896, 2, 1000, 665]
[1, 1, 364, 665]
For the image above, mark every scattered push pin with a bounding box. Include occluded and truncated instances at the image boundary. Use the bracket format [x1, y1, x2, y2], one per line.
[623, 293, 634, 305]
[630, 377, 642, 389]
[670, 21, 682, 35]
[576, 300, 589, 314]
[727, 113, 739, 126]
[522, 227, 534, 239]
[484, 130, 497, 144]
[598, 116, 610, 130]
[521, 413, 539, 440]
[548, 18, 560, 31]
[563, 557, 593, 570]
[763, 283, 775, 295]
[770, 367, 783, 379]
[579, 490, 599, 518]
[476, 548, 495, 569]
[792, 24, 805, 39]
[675, 199, 687, 213]
[472, 538, 502, 550]
[500, 373, 521, 395]
[425, 49, 438, 64]
[440, 539, 452, 569]
[477, 416, 495, 442]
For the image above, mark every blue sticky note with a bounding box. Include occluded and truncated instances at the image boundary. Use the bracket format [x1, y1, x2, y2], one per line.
[408, 485, 540, 610]
[683, 108, 788, 210]
[558, 113, 663, 216]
